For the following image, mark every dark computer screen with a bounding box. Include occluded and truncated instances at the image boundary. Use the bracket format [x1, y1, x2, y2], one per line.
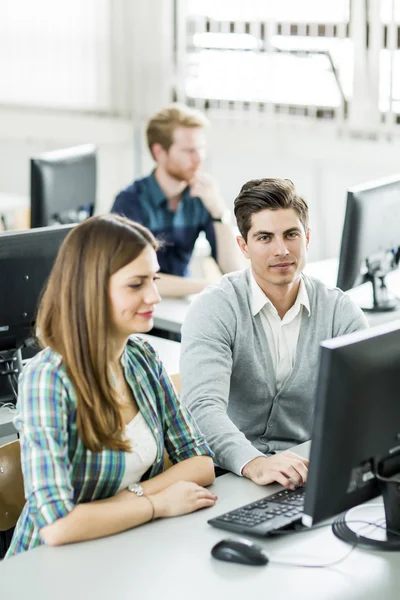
[0, 225, 75, 403]
[30, 144, 96, 228]
[303, 321, 400, 550]
[337, 175, 400, 312]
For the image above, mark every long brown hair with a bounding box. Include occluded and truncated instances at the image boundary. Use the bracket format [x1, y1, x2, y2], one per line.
[36, 214, 159, 452]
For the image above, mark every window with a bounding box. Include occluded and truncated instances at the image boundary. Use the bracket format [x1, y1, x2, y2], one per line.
[178, 0, 400, 129]
[180, 0, 351, 119]
[380, 0, 400, 116]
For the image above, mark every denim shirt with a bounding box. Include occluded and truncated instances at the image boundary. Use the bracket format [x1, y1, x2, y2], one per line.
[112, 172, 217, 276]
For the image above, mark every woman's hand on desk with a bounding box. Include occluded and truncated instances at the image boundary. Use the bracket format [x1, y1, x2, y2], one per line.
[149, 481, 217, 518]
[242, 451, 309, 488]
[40, 482, 217, 547]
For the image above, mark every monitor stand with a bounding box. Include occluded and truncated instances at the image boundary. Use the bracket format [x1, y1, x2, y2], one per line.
[332, 453, 400, 551]
[362, 273, 399, 313]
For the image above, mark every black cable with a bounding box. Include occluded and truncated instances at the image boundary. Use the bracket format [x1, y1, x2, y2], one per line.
[332, 511, 400, 551]
[269, 514, 400, 538]
[6, 360, 18, 401]
[0, 401, 16, 410]
[7, 374, 18, 401]
[0, 356, 18, 375]
[271, 510, 400, 539]
[268, 512, 398, 569]
[0, 356, 19, 402]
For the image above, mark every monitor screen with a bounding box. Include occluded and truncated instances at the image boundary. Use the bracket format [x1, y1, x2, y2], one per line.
[0, 224, 75, 354]
[303, 320, 400, 549]
[30, 144, 96, 228]
[337, 175, 400, 312]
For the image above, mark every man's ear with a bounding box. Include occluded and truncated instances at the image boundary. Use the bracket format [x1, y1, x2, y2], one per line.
[236, 235, 249, 259]
[151, 143, 166, 163]
[305, 228, 311, 250]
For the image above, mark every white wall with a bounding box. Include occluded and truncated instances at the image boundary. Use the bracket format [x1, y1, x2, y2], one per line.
[0, 0, 175, 218]
[207, 116, 400, 261]
[0, 107, 136, 215]
[142, 113, 400, 261]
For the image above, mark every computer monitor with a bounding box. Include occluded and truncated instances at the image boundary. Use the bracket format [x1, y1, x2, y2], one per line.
[30, 144, 96, 228]
[337, 175, 400, 312]
[303, 320, 400, 550]
[0, 224, 75, 403]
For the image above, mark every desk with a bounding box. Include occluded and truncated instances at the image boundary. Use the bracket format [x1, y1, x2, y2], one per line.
[153, 296, 193, 335]
[1, 441, 399, 600]
[136, 334, 180, 375]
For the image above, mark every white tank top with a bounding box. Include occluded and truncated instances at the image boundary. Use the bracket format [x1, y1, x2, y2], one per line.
[117, 411, 158, 492]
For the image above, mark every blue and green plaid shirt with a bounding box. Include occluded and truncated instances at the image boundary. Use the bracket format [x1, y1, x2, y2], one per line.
[111, 172, 217, 277]
[6, 337, 212, 557]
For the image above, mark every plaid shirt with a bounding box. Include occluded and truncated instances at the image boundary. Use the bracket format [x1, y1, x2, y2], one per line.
[6, 337, 212, 557]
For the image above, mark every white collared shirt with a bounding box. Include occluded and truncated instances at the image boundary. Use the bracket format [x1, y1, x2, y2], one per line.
[250, 270, 311, 392]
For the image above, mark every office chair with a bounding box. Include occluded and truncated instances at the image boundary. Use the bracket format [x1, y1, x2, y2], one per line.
[170, 373, 181, 393]
[0, 440, 25, 559]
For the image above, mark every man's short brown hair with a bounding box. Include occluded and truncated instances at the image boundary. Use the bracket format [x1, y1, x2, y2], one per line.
[146, 103, 209, 159]
[234, 178, 309, 241]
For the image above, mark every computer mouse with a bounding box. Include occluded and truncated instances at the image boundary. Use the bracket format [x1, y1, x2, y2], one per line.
[211, 538, 269, 566]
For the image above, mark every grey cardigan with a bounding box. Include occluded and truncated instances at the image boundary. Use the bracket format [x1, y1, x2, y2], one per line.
[180, 269, 368, 475]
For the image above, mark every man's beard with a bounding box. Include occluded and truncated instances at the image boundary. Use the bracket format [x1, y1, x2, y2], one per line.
[165, 163, 197, 184]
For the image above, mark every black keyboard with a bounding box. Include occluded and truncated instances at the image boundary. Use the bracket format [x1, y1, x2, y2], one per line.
[208, 487, 305, 537]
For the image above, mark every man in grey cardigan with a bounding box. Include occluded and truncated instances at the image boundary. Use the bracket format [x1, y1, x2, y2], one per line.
[180, 178, 368, 488]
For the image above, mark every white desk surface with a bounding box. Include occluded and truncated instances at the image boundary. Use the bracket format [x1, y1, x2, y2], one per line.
[0, 334, 181, 439]
[153, 259, 400, 334]
[136, 333, 180, 375]
[153, 296, 193, 334]
[1, 441, 399, 600]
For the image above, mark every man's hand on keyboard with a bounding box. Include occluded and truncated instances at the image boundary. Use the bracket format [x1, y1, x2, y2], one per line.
[241, 451, 309, 488]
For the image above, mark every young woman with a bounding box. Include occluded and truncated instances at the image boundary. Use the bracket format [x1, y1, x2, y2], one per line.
[7, 215, 216, 556]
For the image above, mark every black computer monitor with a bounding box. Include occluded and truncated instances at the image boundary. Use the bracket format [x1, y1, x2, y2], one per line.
[337, 175, 400, 312]
[303, 321, 400, 550]
[0, 225, 75, 403]
[30, 144, 96, 228]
